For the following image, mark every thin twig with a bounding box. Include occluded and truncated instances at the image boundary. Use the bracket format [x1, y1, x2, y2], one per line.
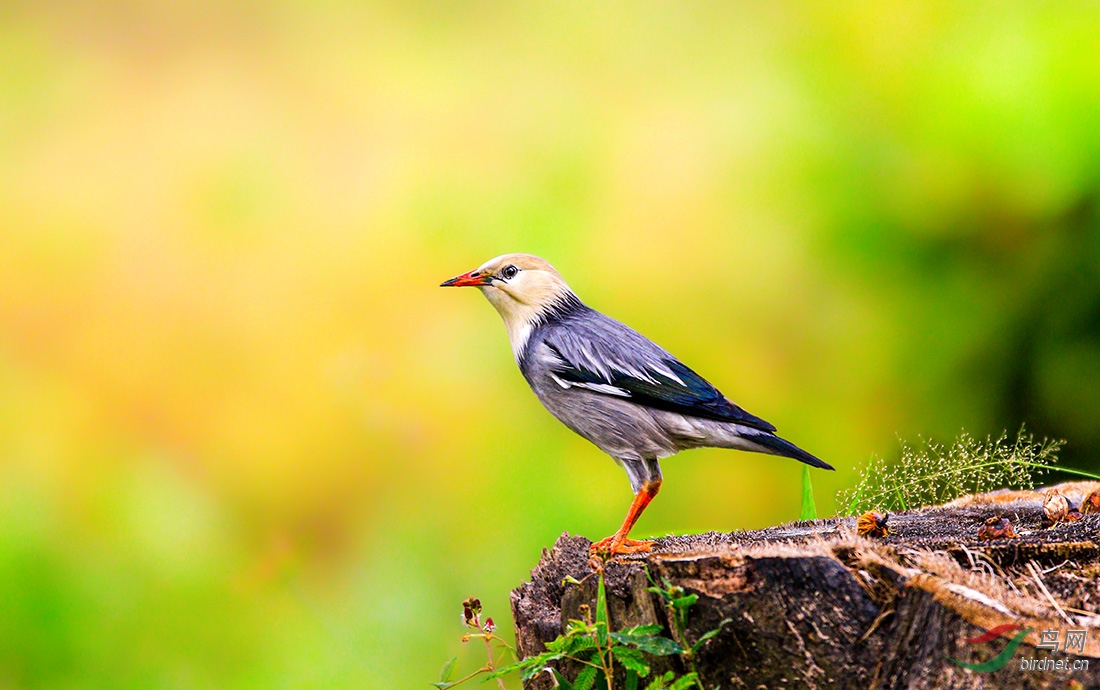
[859, 609, 895, 642]
[1039, 559, 1069, 575]
[1027, 561, 1073, 626]
[980, 555, 1025, 599]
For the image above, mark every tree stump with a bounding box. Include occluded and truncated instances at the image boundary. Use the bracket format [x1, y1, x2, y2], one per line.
[510, 482, 1100, 689]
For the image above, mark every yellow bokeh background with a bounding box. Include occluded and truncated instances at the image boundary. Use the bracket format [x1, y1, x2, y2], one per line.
[3, 2, 1100, 687]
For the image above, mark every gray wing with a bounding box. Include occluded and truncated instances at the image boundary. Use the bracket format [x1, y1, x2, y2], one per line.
[538, 311, 778, 433]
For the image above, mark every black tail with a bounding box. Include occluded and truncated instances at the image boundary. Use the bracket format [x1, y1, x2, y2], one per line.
[750, 432, 834, 470]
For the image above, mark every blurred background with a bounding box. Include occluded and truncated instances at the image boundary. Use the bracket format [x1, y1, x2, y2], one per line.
[2, 1, 1099, 687]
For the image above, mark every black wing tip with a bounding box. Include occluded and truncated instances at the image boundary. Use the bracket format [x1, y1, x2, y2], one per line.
[751, 433, 834, 470]
[786, 446, 834, 471]
[804, 456, 835, 471]
[795, 449, 835, 471]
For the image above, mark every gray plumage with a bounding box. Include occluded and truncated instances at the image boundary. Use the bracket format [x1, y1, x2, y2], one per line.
[518, 293, 833, 492]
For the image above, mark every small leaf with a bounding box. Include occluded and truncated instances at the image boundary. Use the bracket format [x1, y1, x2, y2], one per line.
[438, 656, 457, 683]
[555, 632, 597, 656]
[566, 618, 596, 633]
[671, 594, 698, 610]
[610, 632, 683, 656]
[486, 652, 558, 681]
[646, 586, 673, 603]
[616, 624, 664, 638]
[690, 618, 731, 654]
[562, 575, 583, 586]
[573, 665, 599, 690]
[430, 683, 452, 689]
[521, 662, 554, 682]
[668, 673, 700, 690]
[645, 671, 675, 690]
[572, 636, 598, 655]
[551, 669, 576, 690]
[611, 646, 650, 676]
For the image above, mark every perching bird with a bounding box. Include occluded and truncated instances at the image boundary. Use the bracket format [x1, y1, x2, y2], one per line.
[442, 254, 833, 557]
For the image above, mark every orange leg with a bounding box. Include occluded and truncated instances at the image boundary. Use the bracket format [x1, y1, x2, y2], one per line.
[590, 480, 662, 558]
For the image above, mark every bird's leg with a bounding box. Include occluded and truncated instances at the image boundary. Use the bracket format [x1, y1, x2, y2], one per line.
[590, 479, 662, 557]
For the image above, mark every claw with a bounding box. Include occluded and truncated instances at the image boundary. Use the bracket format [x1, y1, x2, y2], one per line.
[589, 535, 655, 558]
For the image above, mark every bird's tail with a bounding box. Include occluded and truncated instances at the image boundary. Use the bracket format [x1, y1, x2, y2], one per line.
[747, 431, 834, 470]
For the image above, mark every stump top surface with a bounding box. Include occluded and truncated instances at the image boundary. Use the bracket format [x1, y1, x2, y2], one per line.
[646, 480, 1100, 556]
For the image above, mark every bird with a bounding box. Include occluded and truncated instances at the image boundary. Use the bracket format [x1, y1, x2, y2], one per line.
[441, 253, 833, 557]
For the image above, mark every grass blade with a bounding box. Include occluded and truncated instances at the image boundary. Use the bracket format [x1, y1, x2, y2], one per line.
[800, 464, 817, 520]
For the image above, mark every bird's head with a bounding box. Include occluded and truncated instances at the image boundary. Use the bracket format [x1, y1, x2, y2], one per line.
[441, 253, 577, 357]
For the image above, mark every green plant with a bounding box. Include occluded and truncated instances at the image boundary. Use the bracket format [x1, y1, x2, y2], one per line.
[434, 598, 512, 689]
[488, 570, 695, 690]
[799, 464, 817, 520]
[437, 566, 729, 690]
[647, 577, 730, 689]
[838, 427, 1097, 516]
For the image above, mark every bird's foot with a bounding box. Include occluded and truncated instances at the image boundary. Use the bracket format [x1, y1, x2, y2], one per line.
[589, 536, 654, 559]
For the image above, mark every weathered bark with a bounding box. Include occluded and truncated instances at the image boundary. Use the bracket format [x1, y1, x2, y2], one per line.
[511, 482, 1100, 689]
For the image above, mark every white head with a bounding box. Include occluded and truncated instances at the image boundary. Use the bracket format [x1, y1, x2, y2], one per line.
[441, 253, 577, 358]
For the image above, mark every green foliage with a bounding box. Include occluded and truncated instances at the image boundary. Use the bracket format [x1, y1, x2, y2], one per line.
[799, 465, 818, 521]
[433, 657, 457, 689]
[647, 582, 698, 637]
[444, 569, 729, 689]
[644, 672, 702, 690]
[647, 577, 730, 689]
[610, 627, 683, 656]
[838, 428, 1092, 515]
[486, 571, 686, 688]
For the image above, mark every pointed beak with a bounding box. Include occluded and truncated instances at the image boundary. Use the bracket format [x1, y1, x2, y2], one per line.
[440, 270, 492, 288]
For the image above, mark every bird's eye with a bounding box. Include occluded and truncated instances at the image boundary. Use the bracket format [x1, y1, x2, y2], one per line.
[501, 265, 519, 280]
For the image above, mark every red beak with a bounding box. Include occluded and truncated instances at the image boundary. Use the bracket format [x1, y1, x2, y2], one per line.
[440, 270, 492, 287]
